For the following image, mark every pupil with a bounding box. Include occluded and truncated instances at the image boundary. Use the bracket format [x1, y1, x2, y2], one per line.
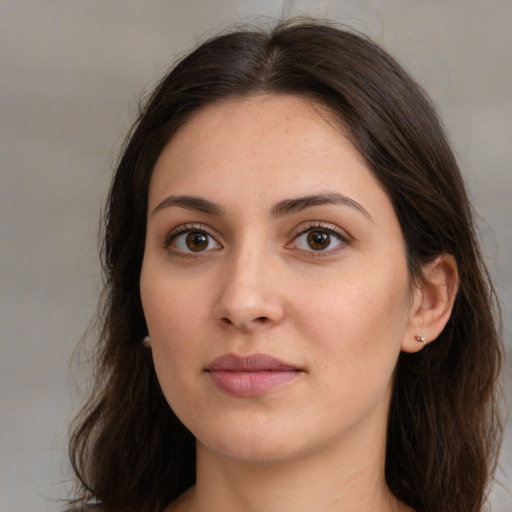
[186, 232, 208, 252]
[308, 231, 330, 250]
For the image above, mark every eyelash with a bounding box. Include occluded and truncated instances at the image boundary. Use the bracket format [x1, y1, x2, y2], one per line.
[164, 221, 350, 259]
[287, 222, 350, 256]
[164, 223, 220, 259]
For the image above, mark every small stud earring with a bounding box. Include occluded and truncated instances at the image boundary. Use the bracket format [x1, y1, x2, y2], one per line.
[142, 335, 151, 348]
[415, 335, 426, 347]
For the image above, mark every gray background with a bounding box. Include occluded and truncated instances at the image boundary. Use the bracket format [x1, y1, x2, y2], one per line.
[1, 1, 510, 511]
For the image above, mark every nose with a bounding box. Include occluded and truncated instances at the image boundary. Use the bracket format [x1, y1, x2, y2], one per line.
[213, 246, 285, 333]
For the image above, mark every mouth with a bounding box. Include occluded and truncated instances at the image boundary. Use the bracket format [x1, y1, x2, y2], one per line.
[205, 353, 304, 397]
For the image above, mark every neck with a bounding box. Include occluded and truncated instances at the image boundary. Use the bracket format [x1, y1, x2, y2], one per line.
[171, 420, 411, 512]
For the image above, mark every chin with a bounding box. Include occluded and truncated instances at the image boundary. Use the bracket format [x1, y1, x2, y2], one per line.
[196, 421, 327, 467]
[208, 441, 299, 466]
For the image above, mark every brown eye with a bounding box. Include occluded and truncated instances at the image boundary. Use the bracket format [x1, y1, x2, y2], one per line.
[170, 228, 221, 254]
[292, 226, 347, 253]
[186, 232, 209, 252]
[307, 230, 331, 250]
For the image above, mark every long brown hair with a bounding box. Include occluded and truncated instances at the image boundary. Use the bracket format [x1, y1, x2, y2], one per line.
[68, 20, 502, 512]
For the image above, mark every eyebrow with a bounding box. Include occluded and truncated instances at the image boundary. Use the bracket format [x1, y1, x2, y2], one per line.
[153, 195, 224, 216]
[270, 193, 371, 220]
[152, 192, 371, 220]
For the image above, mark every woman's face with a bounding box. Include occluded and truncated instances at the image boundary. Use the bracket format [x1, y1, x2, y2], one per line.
[140, 95, 419, 464]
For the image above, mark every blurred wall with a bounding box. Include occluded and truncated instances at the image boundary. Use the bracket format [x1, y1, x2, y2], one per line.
[1, 1, 510, 511]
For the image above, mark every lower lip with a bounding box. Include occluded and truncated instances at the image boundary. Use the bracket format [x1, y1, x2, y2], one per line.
[207, 370, 301, 397]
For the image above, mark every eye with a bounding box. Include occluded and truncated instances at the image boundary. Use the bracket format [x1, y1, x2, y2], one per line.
[291, 225, 348, 253]
[167, 226, 222, 254]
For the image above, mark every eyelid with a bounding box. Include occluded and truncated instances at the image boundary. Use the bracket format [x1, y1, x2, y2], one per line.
[164, 223, 222, 253]
[290, 221, 351, 239]
[287, 221, 351, 253]
[162, 221, 350, 257]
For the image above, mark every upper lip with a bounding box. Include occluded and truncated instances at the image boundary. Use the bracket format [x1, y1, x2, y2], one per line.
[206, 353, 301, 372]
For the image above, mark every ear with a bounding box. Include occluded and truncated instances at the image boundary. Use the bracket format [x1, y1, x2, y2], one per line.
[401, 254, 459, 353]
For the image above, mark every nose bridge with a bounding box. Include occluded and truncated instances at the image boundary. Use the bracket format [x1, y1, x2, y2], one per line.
[214, 235, 284, 330]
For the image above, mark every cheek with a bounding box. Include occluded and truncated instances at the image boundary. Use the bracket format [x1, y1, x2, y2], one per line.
[295, 275, 410, 372]
[144, 296, 207, 368]
[147, 305, 206, 415]
[141, 260, 210, 332]
[140, 267, 206, 388]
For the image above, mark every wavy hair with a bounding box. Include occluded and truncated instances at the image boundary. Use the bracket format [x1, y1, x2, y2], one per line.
[68, 20, 502, 512]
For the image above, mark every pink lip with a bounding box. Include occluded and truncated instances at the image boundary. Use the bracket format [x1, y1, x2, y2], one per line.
[206, 353, 303, 397]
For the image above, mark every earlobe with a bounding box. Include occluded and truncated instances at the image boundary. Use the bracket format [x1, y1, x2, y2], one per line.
[402, 254, 459, 353]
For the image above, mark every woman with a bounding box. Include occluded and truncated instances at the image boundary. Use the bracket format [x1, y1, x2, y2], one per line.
[68, 20, 503, 512]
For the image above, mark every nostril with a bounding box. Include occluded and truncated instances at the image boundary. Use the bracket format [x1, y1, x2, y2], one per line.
[220, 316, 269, 327]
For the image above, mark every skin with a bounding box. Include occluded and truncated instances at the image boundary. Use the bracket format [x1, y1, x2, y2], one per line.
[140, 94, 457, 512]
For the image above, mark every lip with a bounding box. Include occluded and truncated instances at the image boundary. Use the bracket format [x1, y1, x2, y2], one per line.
[206, 353, 303, 397]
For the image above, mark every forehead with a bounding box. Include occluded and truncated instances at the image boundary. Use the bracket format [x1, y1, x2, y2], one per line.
[149, 94, 388, 217]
